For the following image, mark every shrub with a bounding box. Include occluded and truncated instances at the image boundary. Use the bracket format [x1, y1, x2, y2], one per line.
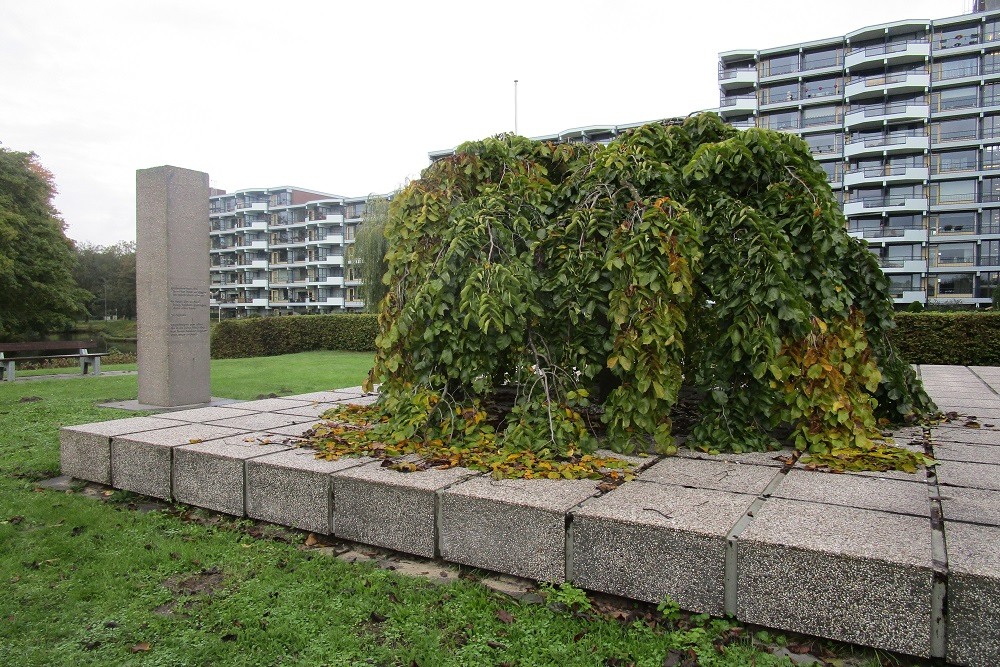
[891, 312, 1000, 366]
[210, 314, 377, 359]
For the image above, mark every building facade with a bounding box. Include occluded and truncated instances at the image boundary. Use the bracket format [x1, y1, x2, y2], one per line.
[718, 6, 1000, 307]
[209, 186, 372, 318]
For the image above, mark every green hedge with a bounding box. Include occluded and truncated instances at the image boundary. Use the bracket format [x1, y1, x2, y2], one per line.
[211, 314, 378, 359]
[890, 312, 1000, 366]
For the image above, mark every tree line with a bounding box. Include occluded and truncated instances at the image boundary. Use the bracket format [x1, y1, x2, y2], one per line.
[0, 145, 136, 341]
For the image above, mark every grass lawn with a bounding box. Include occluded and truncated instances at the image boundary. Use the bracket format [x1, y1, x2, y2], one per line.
[0, 353, 905, 666]
[14, 350, 374, 400]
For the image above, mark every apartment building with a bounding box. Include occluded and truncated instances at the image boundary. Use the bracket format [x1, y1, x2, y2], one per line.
[718, 5, 1000, 307]
[209, 186, 371, 318]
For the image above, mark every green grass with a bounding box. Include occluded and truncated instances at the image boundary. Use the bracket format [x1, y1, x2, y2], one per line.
[0, 353, 918, 666]
[12, 350, 374, 400]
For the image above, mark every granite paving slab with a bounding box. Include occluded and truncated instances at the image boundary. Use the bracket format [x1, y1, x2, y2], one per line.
[439, 477, 600, 583]
[936, 460, 1000, 491]
[774, 469, 929, 516]
[203, 411, 315, 432]
[156, 406, 259, 422]
[111, 423, 249, 500]
[274, 403, 341, 418]
[246, 448, 371, 534]
[933, 442, 1000, 465]
[737, 498, 934, 657]
[289, 390, 367, 402]
[675, 447, 793, 468]
[265, 423, 319, 438]
[939, 486, 1000, 527]
[932, 397, 1000, 409]
[945, 522, 1000, 667]
[332, 462, 477, 558]
[60, 416, 184, 484]
[172, 433, 292, 515]
[225, 397, 316, 412]
[638, 457, 781, 495]
[571, 481, 757, 614]
[931, 426, 1000, 446]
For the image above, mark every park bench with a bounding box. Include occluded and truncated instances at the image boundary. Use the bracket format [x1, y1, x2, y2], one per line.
[0, 341, 106, 381]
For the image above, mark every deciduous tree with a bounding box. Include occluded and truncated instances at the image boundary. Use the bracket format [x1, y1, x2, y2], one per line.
[0, 147, 90, 340]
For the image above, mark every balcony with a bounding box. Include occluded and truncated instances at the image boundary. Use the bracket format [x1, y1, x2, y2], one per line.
[309, 233, 345, 246]
[844, 72, 930, 100]
[718, 67, 758, 90]
[847, 227, 928, 243]
[891, 289, 927, 303]
[878, 258, 927, 273]
[845, 41, 930, 69]
[843, 196, 928, 216]
[843, 103, 929, 130]
[844, 134, 929, 159]
[718, 94, 758, 117]
[345, 300, 365, 309]
[843, 165, 929, 187]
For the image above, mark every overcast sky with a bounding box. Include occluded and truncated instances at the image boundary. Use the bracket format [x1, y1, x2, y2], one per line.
[1, 0, 970, 246]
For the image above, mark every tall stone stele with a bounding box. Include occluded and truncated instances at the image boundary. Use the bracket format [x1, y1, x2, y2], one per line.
[136, 165, 211, 407]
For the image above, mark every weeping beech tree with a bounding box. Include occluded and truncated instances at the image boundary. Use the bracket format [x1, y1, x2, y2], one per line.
[359, 113, 934, 468]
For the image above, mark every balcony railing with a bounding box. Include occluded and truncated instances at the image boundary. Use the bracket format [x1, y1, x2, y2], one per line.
[847, 40, 928, 57]
[846, 131, 927, 148]
[932, 192, 978, 205]
[847, 71, 927, 87]
[719, 66, 757, 80]
[720, 94, 758, 107]
[980, 254, 1000, 266]
[934, 65, 980, 81]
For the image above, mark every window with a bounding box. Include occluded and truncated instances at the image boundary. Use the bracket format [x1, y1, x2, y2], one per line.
[984, 209, 1000, 234]
[802, 48, 841, 70]
[761, 110, 798, 130]
[935, 24, 981, 50]
[884, 244, 922, 261]
[932, 86, 979, 111]
[889, 275, 920, 294]
[888, 184, 924, 201]
[802, 105, 840, 127]
[802, 77, 840, 99]
[933, 117, 978, 142]
[762, 82, 799, 104]
[988, 20, 1000, 43]
[983, 176, 1000, 202]
[930, 179, 976, 204]
[819, 161, 842, 182]
[985, 83, 1000, 107]
[982, 240, 1000, 267]
[984, 114, 1000, 139]
[933, 244, 976, 266]
[986, 50, 1000, 75]
[934, 273, 974, 296]
[979, 272, 1000, 298]
[848, 218, 881, 233]
[886, 214, 925, 230]
[764, 53, 798, 76]
[804, 132, 840, 154]
[933, 55, 980, 80]
[932, 149, 977, 173]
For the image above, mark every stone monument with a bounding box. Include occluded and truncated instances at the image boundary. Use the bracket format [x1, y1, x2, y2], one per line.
[136, 166, 211, 407]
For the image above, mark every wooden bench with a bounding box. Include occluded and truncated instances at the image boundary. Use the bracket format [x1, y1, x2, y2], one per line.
[0, 341, 107, 381]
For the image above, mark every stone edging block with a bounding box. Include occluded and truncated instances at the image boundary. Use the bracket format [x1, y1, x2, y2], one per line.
[332, 462, 477, 558]
[111, 423, 248, 500]
[172, 433, 292, 515]
[60, 416, 192, 485]
[571, 481, 758, 614]
[439, 476, 600, 583]
[737, 498, 934, 658]
[246, 449, 371, 534]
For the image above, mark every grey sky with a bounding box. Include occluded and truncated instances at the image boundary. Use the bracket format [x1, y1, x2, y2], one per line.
[1, 0, 969, 246]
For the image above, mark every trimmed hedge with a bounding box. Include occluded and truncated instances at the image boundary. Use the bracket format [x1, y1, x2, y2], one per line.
[208, 311, 1000, 367]
[211, 314, 377, 359]
[890, 312, 1000, 366]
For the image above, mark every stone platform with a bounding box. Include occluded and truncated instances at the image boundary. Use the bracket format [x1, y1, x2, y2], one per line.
[59, 368, 1000, 666]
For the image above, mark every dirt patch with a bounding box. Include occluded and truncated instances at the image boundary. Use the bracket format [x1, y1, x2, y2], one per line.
[18, 396, 42, 403]
[163, 566, 224, 596]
